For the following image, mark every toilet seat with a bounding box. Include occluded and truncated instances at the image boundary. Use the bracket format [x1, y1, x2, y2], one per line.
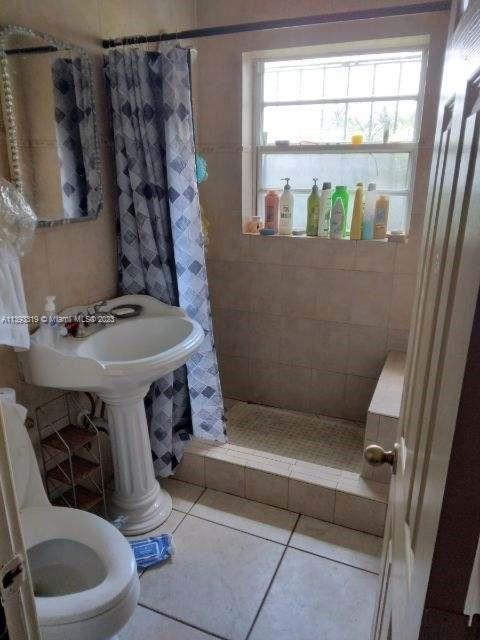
[21, 506, 138, 627]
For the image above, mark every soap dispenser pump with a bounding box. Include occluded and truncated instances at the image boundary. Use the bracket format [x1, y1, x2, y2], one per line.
[38, 295, 57, 345]
[279, 178, 294, 236]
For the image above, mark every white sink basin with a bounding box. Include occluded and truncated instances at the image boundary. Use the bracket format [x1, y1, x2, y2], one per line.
[20, 294, 204, 394]
[19, 295, 204, 536]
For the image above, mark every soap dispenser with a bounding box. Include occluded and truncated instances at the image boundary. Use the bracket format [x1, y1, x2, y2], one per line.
[38, 295, 57, 345]
[306, 178, 320, 237]
[279, 178, 294, 236]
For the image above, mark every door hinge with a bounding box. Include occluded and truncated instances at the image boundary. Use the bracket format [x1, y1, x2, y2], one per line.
[0, 554, 25, 600]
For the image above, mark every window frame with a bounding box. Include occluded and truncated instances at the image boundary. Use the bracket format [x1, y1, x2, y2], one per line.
[248, 40, 429, 235]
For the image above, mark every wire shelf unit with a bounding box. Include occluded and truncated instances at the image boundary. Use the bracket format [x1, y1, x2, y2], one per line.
[35, 393, 107, 516]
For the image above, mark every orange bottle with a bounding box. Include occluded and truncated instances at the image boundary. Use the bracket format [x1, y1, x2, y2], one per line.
[264, 190, 279, 234]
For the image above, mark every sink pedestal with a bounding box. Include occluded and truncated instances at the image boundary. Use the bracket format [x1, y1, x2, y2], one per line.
[101, 386, 172, 536]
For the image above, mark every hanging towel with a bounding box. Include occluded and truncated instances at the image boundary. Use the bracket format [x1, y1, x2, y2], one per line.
[0, 244, 30, 349]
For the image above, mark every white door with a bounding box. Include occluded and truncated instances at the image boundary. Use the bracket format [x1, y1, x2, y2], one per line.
[0, 402, 41, 640]
[370, 1, 480, 638]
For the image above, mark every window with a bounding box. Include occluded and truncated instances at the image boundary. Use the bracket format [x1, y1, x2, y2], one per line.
[249, 46, 426, 234]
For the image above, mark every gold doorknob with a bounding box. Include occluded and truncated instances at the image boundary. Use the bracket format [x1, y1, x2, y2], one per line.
[364, 444, 398, 473]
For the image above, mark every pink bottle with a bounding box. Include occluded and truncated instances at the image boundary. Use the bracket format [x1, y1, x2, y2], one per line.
[264, 190, 279, 234]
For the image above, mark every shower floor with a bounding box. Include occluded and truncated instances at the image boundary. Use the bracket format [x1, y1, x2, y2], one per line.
[226, 401, 365, 474]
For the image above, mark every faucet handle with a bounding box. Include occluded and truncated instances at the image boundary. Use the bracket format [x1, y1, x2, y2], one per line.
[93, 300, 107, 313]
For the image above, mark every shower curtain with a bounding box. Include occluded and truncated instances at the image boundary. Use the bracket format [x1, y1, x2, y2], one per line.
[105, 47, 226, 476]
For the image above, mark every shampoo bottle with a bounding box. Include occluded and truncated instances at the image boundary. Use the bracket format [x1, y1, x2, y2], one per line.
[362, 183, 377, 240]
[318, 181, 332, 237]
[306, 178, 320, 237]
[331, 186, 349, 238]
[350, 182, 364, 240]
[279, 178, 294, 236]
[330, 198, 345, 240]
[264, 190, 279, 234]
[374, 195, 390, 240]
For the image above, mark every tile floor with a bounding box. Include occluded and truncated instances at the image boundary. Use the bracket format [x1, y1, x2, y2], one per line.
[227, 401, 364, 473]
[120, 478, 382, 640]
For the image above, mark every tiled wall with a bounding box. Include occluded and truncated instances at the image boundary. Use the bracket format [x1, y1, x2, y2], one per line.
[196, 0, 449, 421]
[0, 0, 196, 411]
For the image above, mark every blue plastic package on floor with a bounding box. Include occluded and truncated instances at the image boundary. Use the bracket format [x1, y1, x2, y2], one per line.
[129, 534, 175, 569]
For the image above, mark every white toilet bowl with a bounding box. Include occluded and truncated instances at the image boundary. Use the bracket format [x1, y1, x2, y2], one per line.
[1, 392, 139, 640]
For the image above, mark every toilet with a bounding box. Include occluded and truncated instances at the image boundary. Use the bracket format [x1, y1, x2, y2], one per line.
[1, 390, 139, 640]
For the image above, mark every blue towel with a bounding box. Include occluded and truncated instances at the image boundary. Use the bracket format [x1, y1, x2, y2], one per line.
[129, 534, 174, 569]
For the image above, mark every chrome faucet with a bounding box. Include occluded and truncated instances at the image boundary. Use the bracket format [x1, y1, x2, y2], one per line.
[75, 312, 88, 339]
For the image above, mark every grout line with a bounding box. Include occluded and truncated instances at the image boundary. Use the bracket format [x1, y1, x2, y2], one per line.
[286, 543, 380, 576]
[244, 513, 301, 640]
[183, 511, 291, 546]
[137, 603, 230, 640]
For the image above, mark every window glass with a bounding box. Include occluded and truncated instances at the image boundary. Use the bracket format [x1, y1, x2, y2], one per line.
[260, 152, 410, 191]
[256, 49, 423, 234]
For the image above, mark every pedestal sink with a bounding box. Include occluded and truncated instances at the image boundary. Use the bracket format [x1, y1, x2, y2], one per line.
[18, 295, 204, 535]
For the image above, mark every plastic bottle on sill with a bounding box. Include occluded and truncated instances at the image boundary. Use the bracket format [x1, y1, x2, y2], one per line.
[264, 190, 279, 234]
[330, 198, 345, 240]
[374, 195, 390, 240]
[279, 178, 294, 236]
[362, 183, 377, 240]
[318, 181, 332, 237]
[331, 186, 349, 238]
[306, 178, 320, 237]
[350, 182, 364, 240]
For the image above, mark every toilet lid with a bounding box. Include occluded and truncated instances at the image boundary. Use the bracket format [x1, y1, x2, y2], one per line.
[21, 506, 138, 625]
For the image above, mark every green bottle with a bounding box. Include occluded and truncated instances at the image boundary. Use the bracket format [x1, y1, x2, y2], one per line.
[331, 186, 349, 238]
[306, 178, 320, 237]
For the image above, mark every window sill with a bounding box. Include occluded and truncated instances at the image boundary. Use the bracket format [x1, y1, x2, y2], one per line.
[243, 232, 408, 244]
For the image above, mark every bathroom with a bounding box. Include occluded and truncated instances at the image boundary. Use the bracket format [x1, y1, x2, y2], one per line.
[1, 0, 480, 639]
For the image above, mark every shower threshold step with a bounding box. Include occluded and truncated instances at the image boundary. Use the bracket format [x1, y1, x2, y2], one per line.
[173, 405, 388, 537]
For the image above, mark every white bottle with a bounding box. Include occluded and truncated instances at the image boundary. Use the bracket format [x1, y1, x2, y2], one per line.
[362, 183, 377, 240]
[330, 198, 345, 239]
[38, 295, 57, 346]
[318, 181, 332, 237]
[279, 178, 294, 235]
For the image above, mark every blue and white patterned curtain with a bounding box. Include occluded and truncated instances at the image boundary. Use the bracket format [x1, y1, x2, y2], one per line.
[105, 48, 226, 476]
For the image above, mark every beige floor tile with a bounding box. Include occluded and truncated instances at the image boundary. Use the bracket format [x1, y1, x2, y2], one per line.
[160, 478, 204, 513]
[205, 457, 245, 497]
[288, 478, 335, 521]
[245, 467, 289, 508]
[249, 548, 377, 640]
[119, 606, 216, 639]
[125, 509, 185, 541]
[290, 516, 382, 573]
[337, 476, 389, 502]
[140, 515, 284, 640]
[190, 489, 297, 544]
[334, 492, 387, 536]
[174, 452, 205, 486]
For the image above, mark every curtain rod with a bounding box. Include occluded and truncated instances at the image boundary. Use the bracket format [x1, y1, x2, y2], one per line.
[102, 1, 450, 49]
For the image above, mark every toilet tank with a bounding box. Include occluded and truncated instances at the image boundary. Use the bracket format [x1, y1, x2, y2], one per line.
[1, 394, 49, 511]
